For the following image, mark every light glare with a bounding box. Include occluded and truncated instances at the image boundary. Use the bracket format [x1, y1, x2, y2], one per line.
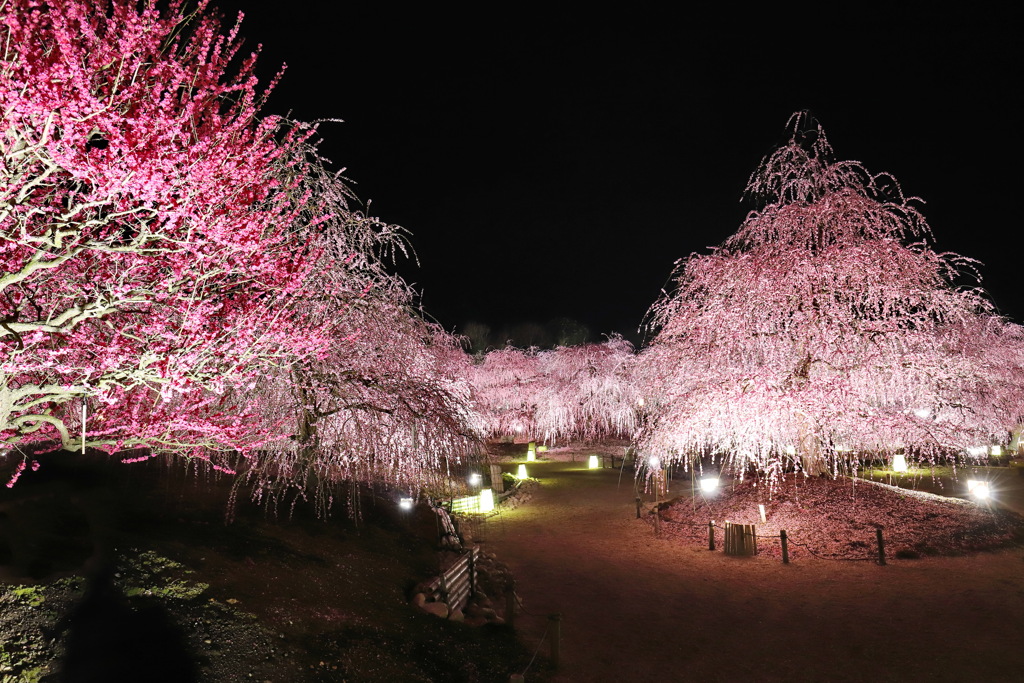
[700, 477, 719, 493]
[588, 454, 599, 469]
[892, 453, 908, 472]
[967, 479, 991, 499]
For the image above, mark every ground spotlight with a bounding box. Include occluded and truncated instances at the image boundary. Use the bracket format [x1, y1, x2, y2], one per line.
[399, 497, 414, 511]
[478, 488, 494, 513]
[700, 477, 719, 493]
[967, 480, 991, 500]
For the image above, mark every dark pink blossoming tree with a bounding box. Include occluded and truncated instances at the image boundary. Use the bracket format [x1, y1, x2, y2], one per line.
[0, 0, 332, 482]
[638, 113, 1024, 485]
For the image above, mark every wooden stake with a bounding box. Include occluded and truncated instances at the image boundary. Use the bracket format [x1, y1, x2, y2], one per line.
[876, 527, 887, 566]
[506, 579, 516, 630]
[781, 529, 789, 564]
[549, 613, 562, 669]
[708, 520, 716, 551]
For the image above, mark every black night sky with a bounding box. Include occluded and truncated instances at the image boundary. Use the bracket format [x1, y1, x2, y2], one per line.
[218, 3, 1020, 346]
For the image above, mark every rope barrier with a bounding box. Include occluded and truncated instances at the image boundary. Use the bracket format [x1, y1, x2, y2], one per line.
[648, 511, 883, 562]
[519, 622, 550, 676]
[514, 592, 549, 618]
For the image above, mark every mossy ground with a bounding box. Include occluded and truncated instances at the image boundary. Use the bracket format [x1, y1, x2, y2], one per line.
[0, 453, 544, 682]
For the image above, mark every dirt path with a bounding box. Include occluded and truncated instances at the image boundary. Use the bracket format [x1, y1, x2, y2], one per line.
[481, 449, 1024, 682]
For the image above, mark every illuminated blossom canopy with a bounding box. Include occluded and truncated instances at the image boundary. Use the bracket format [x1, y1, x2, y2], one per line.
[0, 0, 481, 497]
[638, 112, 1024, 483]
[470, 336, 639, 445]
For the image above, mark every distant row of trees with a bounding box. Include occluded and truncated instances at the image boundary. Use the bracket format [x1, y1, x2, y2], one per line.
[3, 2, 1022, 500]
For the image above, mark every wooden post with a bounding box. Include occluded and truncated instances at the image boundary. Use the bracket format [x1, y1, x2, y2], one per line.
[876, 527, 887, 566]
[506, 579, 516, 630]
[708, 520, 716, 551]
[724, 522, 757, 556]
[549, 613, 561, 669]
[781, 529, 789, 564]
[653, 506, 661, 535]
[635, 497, 642, 519]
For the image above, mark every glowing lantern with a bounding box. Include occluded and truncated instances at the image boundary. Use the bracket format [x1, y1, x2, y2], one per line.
[990, 445, 1003, 457]
[399, 497, 413, 511]
[516, 464, 528, 479]
[967, 480, 991, 500]
[538, 445, 548, 452]
[468, 472, 482, 486]
[588, 455, 600, 469]
[892, 454, 908, 472]
[479, 488, 495, 513]
[784, 445, 797, 456]
[967, 446, 988, 458]
[527, 442, 536, 461]
[700, 477, 719, 493]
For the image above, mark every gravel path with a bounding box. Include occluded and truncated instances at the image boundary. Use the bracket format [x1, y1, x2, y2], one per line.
[481, 447, 1024, 682]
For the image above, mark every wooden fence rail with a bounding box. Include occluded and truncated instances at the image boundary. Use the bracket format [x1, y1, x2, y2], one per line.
[423, 546, 480, 614]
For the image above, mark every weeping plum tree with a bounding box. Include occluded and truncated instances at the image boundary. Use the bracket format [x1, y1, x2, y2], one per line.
[638, 113, 1024, 485]
[470, 346, 543, 439]
[469, 337, 640, 444]
[0, 0, 487, 503]
[233, 150, 484, 510]
[0, 0, 424, 490]
[533, 336, 639, 444]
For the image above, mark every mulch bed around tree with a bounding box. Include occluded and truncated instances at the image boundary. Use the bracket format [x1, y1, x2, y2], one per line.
[655, 474, 1024, 560]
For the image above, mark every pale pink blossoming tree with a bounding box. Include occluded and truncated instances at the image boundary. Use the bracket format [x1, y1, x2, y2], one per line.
[469, 337, 640, 445]
[533, 335, 640, 444]
[637, 113, 1024, 488]
[232, 152, 484, 510]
